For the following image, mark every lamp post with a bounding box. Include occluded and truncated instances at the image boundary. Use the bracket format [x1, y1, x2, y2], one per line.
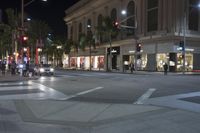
[56, 45, 62, 67]
[121, 8, 138, 71]
[183, 0, 187, 74]
[21, 0, 47, 64]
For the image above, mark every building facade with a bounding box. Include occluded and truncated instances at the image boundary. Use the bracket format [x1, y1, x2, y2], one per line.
[64, 0, 200, 72]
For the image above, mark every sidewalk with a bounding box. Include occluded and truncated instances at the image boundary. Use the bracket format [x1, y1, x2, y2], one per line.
[57, 67, 200, 76]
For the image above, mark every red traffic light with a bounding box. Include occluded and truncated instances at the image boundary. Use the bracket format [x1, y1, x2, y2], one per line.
[136, 43, 142, 52]
[113, 21, 120, 28]
[23, 36, 28, 41]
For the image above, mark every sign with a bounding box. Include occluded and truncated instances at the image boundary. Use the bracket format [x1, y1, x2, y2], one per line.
[107, 46, 120, 55]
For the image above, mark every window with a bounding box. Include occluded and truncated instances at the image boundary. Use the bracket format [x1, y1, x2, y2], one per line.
[97, 14, 103, 42]
[78, 23, 82, 41]
[70, 26, 73, 40]
[147, 0, 158, 32]
[87, 19, 92, 34]
[97, 14, 103, 27]
[79, 23, 82, 33]
[87, 19, 92, 40]
[111, 8, 117, 22]
[189, 0, 199, 31]
[127, 1, 135, 36]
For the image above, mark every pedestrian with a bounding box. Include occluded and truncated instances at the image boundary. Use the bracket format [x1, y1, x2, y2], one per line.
[26, 61, 29, 76]
[129, 62, 135, 73]
[1, 62, 6, 75]
[11, 60, 16, 75]
[163, 63, 168, 75]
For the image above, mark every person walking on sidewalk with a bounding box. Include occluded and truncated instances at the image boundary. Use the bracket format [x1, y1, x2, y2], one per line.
[163, 63, 168, 75]
[1, 61, 6, 75]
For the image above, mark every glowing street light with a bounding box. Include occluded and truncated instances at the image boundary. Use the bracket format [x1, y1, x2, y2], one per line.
[121, 10, 127, 15]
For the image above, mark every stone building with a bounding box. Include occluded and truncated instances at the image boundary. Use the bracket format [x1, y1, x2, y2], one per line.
[64, 0, 200, 72]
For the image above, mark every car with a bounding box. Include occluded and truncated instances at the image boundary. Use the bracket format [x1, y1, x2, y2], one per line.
[38, 64, 54, 76]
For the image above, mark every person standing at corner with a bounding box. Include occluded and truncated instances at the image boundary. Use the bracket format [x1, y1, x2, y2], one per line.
[130, 62, 135, 73]
[163, 63, 168, 75]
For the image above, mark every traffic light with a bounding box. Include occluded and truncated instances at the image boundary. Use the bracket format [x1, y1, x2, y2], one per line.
[113, 21, 119, 29]
[23, 36, 28, 41]
[21, 35, 28, 46]
[21, 35, 28, 47]
[136, 43, 142, 52]
[179, 41, 184, 51]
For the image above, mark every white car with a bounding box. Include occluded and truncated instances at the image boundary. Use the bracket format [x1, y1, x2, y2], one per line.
[38, 64, 54, 76]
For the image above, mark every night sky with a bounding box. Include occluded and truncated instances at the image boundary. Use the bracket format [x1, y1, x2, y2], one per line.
[0, 0, 80, 37]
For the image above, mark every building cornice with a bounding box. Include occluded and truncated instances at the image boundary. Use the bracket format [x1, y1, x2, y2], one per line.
[64, 0, 113, 23]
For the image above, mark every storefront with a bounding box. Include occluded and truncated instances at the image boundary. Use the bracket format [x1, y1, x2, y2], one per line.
[177, 53, 193, 71]
[156, 53, 169, 71]
[69, 47, 105, 70]
[107, 46, 120, 70]
[70, 57, 77, 68]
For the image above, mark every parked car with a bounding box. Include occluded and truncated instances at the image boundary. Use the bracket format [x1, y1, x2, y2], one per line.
[38, 64, 54, 76]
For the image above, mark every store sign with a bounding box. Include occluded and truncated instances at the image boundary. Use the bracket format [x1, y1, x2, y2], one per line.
[107, 47, 120, 54]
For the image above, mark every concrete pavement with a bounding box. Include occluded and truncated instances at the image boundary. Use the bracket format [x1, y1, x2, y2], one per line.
[0, 71, 200, 132]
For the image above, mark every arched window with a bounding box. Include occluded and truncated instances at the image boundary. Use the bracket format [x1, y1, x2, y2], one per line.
[111, 8, 117, 22]
[70, 26, 73, 40]
[127, 1, 135, 35]
[189, 0, 199, 31]
[87, 19, 92, 39]
[78, 23, 82, 41]
[97, 14, 103, 27]
[97, 14, 103, 42]
[79, 23, 82, 33]
[147, 0, 158, 32]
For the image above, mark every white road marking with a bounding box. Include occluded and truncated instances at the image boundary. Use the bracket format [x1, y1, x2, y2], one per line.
[58, 86, 104, 100]
[134, 88, 156, 104]
[0, 81, 67, 100]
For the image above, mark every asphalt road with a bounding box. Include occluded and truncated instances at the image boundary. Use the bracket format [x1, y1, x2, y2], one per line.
[33, 70, 200, 104]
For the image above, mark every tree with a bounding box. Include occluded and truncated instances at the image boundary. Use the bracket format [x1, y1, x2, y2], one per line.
[0, 9, 20, 60]
[78, 28, 95, 70]
[64, 39, 74, 54]
[96, 16, 119, 71]
[27, 20, 51, 63]
[0, 23, 12, 58]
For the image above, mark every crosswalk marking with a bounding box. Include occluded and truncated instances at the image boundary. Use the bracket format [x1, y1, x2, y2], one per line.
[134, 88, 156, 104]
[0, 81, 66, 100]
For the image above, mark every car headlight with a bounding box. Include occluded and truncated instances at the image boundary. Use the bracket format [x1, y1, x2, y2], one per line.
[50, 68, 54, 72]
[40, 68, 45, 72]
[19, 64, 23, 68]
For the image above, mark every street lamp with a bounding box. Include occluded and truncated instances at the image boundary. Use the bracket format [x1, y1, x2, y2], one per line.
[21, 0, 47, 64]
[120, 8, 138, 71]
[21, 0, 48, 31]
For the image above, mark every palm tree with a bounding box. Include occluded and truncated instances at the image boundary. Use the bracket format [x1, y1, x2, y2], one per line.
[27, 19, 51, 63]
[0, 9, 20, 60]
[79, 30, 95, 70]
[0, 23, 13, 59]
[5, 8, 20, 52]
[96, 16, 119, 71]
[63, 39, 74, 55]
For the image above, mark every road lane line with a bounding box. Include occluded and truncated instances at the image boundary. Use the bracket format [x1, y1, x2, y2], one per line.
[58, 86, 104, 100]
[134, 88, 156, 104]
